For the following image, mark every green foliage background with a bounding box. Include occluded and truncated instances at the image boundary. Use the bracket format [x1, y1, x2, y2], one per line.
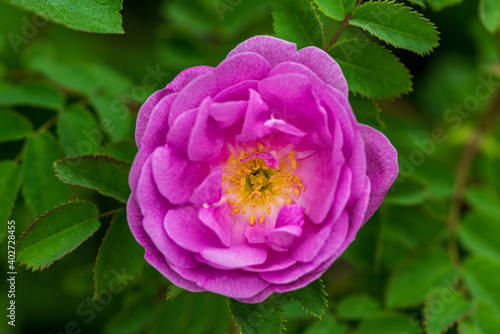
[0, 0, 499, 333]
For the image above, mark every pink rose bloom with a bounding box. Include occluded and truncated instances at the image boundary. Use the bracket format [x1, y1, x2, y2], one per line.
[128, 36, 398, 303]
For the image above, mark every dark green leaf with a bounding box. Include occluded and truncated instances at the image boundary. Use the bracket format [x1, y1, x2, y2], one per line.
[89, 91, 132, 141]
[460, 319, 485, 334]
[480, 0, 500, 33]
[166, 284, 185, 301]
[98, 139, 138, 163]
[287, 279, 328, 318]
[0, 161, 21, 240]
[358, 313, 422, 334]
[0, 82, 64, 111]
[0, 109, 32, 142]
[22, 131, 70, 216]
[462, 255, 500, 315]
[337, 294, 381, 320]
[106, 287, 155, 334]
[54, 155, 131, 203]
[427, 0, 464, 11]
[349, 95, 384, 129]
[384, 176, 428, 206]
[425, 287, 474, 334]
[350, 1, 439, 54]
[16, 200, 101, 270]
[230, 298, 285, 334]
[94, 209, 144, 297]
[4, 0, 124, 34]
[459, 211, 500, 262]
[471, 301, 500, 334]
[57, 104, 102, 157]
[304, 315, 347, 334]
[386, 249, 456, 308]
[329, 39, 412, 98]
[314, 0, 355, 21]
[272, 0, 325, 49]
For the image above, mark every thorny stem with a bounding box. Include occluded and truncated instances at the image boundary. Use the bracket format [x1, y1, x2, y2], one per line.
[447, 88, 500, 267]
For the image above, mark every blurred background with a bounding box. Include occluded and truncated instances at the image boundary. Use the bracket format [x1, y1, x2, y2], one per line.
[0, 0, 499, 333]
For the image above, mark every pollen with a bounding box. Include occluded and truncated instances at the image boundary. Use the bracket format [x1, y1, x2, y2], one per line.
[221, 144, 305, 225]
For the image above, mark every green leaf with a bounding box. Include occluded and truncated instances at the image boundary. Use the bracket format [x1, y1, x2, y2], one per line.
[89, 91, 132, 141]
[287, 279, 328, 318]
[427, 0, 464, 11]
[57, 104, 101, 157]
[94, 209, 144, 297]
[465, 186, 500, 219]
[350, 1, 439, 55]
[4, 0, 124, 34]
[314, 0, 355, 21]
[0, 109, 32, 142]
[424, 287, 474, 334]
[462, 255, 500, 315]
[166, 284, 185, 301]
[0, 82, 64, 111]
[98, 139, 138, 164]
[230, 298, 285, 334]
[460, 319, 486, 334]
[459, 211, 500, 262]
[386, 249, 456, 308]
[304, 315, 347, 334]
[0, 161, 21, 240]
[480, 0, 500, 33]
[22, 131, 70, 216]
[358, 312, 422, 334]
[329, 39, 412, 99]
[384, 176, 428, 206]
[349, 95, 384, 129]
[272, 0, 325, 49]
[472, 301, 500, 333]
[16, 200, 101, 270]
[337, 294, 382, 320]
[54, 155, 131, 203]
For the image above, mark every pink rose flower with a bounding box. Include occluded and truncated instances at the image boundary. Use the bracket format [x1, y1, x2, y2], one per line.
[127, 36, 398, 303]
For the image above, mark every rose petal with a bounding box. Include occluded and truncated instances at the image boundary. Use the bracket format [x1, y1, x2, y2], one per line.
[151, 146, 209, 205]
[210, 100, 248, 128]
[359, 125, 398, 223]
[235, 89, 271, 142]
[166, 108, 198, 154]
[198, 203, 233, 247]
[190, 168, 224, 205]
[199, 244, 267, 269]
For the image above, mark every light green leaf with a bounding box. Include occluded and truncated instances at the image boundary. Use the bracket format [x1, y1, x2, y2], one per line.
[287, 279, 328, 318]
[459, 211, 500, 262]
[425, 287, 474, 334]
[0, 161, 21, 240]
[358, 313, 422, 334]
[54, 155, 131, 203]
[166, 284, 185, 301]
[329, 39, 412, 99]
[230, 298, 285, 334]
[386, 249, 457, 308]
[304, 315, 347, 334]
[0, 82, 64, 111]
[94, 209, 144, 298]
[480, 0, 500, 33]
[0, 109, 32, 142]
[98, 139, 137, 164]
[460, 319, 486, 334]
[314, 0, 355, 21]
[3, 0, 124, 34]
[462, 255, 500, 315]
[350, 1, 439, 55]
[16, 200, 101, 270]
[337, 294, 382, 320]
[22, 131, 70, 216]
[57, 104, 101, 157]
[89, 91, 132, 141]
[272, 0, 325, 49]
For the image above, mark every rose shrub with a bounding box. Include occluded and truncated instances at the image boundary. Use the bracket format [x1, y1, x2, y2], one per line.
[127, 36, 398, 303]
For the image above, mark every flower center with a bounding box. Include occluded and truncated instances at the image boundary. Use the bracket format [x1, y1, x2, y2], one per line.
[222, 144, 305, 225]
